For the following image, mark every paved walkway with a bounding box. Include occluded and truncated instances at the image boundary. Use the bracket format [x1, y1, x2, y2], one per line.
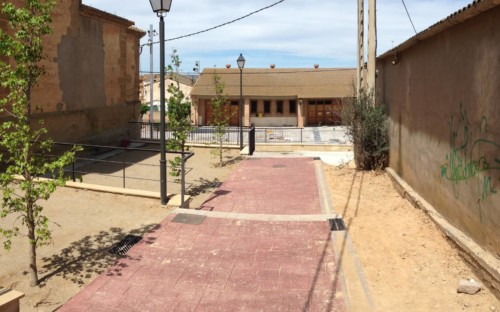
[59, 158, 346, 312]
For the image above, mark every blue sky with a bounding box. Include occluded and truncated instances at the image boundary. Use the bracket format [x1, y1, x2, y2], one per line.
[82, 0, 472, 73]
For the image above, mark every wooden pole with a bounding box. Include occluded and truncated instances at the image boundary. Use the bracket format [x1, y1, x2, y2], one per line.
[357, 0, 364, 95]
[367, 0, 377, 104]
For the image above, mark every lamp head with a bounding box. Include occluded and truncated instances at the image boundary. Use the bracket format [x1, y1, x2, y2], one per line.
[237, 53, 246, 69]
[149, 0, 173, 15]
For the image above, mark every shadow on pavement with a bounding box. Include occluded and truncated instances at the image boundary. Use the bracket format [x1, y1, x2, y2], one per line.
[39, 224, 159, 287]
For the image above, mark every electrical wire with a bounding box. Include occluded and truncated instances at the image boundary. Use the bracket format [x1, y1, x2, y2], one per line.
[141, 0, 286, 49]
[401, 0, 418, 35]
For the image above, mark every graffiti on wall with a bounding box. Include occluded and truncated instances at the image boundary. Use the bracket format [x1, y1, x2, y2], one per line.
[440, 103, 500, 222]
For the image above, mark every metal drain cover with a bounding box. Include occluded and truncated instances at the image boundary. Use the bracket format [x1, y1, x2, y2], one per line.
[171, 213, 206, 225]
[328, 218, 346, 231]
[272, 164, 286, 168]
[109, 235, 142, 255]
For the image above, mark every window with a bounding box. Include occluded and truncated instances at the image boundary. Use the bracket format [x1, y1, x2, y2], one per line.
[309, 99, 331, 105]
[231, 100, 238, 106]
[264, 101, 271, 113]
[289, 100, 296, 114]
[251, 100, 257, 114]
[277, 101, 283, 114]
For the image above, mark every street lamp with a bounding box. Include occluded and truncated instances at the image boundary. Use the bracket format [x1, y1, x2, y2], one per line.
[149, 0, 172, 205]
[237, 53, 245, 150]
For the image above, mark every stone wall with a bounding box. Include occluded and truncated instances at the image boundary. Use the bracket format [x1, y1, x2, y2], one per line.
[377, 4, 499, 258]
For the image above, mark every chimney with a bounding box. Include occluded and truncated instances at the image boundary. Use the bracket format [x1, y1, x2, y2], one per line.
[226, 64, 231, 69]
[314, 64, 319, 69]
[270, 64, 275, 69]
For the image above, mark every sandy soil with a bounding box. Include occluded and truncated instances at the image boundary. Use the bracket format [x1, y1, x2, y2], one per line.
[324, 165, 499, 311]
[1, 150, 498, 312]
[0, 147, 241, 312]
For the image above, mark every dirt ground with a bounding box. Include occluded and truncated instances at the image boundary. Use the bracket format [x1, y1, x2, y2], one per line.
[0, 147, 241, 312]
[324, 164, 499, 311]
[0, 150, 498, 312]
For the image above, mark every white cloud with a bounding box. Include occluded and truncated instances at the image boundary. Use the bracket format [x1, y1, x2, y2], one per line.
[83, 0, 472, 71]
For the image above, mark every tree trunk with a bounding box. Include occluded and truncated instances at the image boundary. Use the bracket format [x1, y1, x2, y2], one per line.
[26, 185, 39, 286]
[219, 140, 223, 167]
[27, 215, 39, 286]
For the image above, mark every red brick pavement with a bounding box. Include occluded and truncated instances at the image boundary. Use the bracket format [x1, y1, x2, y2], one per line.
[59, 158, 344, 312]
[200, 158, 321, 214]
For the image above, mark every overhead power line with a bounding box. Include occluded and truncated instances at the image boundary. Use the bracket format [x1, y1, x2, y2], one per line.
[401, 0, 418, 35]
[141, 0, 286, 49]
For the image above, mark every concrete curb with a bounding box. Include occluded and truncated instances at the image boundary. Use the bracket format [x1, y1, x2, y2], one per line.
[65, 182, 190, 208]
[172, 208, 339, 222]
[12, 175, 192, 207]
[315, 160, 376, 312]
[386, 167, 500, 299]
[65, 181, 163, 199]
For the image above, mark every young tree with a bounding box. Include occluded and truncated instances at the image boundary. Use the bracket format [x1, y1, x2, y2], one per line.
[0, 0, 79, 286]
[341, 87, 389, 170]
[165, 49, 192, 177]
[210, 72, 231, 167]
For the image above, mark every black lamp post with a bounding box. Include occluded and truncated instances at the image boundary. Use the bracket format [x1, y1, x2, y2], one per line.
[237, 53, 245, 150]
[149, 0, 172, 205]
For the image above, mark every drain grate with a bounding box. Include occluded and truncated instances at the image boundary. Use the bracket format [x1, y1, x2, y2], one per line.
[171, 213, 206, 225]
[328, 218, 346, 231]
[109, 235, 142, 255]
[272, 164, 286, 168]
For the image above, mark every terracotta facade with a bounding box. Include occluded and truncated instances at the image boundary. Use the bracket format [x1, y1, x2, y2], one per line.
[190, 68, 355, 128]
[0, 1, 145, 145]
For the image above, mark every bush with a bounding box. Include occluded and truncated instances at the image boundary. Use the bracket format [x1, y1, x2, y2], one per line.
[140, 104, 150, 117]
[341, 87, 389, 170]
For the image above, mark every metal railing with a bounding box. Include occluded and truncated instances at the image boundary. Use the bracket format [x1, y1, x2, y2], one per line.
[129, 122, 247, 146]
[17, 142, 194, 207]
[129, 122, 350, 145]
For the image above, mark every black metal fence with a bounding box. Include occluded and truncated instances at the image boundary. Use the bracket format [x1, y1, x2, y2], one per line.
[7, 142, 193, 207]
[129, 122, 348, 145]
[129, 122, 246, 146]
[249, 126, 255, 155]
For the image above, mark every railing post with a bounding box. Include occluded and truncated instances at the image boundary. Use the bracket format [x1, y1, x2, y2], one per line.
[301, 128, 303, 143]
[249, 126, 255, 155]
[181, 153, 185, 208]
[122, 147, 126, 188]
[72, 161, 75, 182]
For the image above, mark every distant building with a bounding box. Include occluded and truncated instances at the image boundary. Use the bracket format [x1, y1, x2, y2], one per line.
[0, 0, 145, 145]
[190, 67, 356, 128]
[139, 73, 195, 121]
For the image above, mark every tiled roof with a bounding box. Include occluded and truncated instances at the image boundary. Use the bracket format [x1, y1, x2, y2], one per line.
[191, 68, 356, 99]
[378, 0, 499, 59]
[80, 4, 134, 26]
[80, 4, 146, 36]
[141, 73, 196, 87]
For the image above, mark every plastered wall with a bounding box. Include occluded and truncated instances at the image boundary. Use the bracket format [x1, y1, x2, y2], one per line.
[1, 0, 143, 145]
[378, 6, 500, 257]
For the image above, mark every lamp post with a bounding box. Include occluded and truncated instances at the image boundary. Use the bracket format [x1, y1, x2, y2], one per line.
[149, 0, 172, 205]
[237, 53, 245, 150]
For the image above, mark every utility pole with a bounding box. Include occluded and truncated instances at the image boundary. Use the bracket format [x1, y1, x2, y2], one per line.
[357, 0, 364, 95]
[192, 61, 200, 84]
[148, 25, 158, 126]
[367, 0, 377, 105]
